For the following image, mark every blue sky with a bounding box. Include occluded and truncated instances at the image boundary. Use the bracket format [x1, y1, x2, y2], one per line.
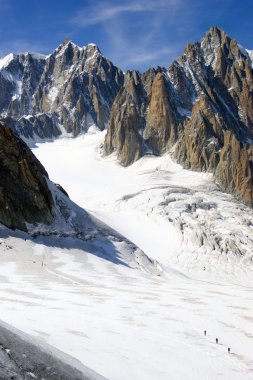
[0, 0, 252, 71]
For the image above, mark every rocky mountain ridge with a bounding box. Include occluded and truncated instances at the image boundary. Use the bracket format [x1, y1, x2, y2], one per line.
[0, 40, 123, 139]
[104, 27, 253, 206]
[0, 27, 253, 206]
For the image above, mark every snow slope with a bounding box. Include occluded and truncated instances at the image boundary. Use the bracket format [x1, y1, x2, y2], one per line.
[0, 53, 15, 70]
[0, 129, 252, 380]
[34, 129, 253, 285]
[0, 320, 107, 380]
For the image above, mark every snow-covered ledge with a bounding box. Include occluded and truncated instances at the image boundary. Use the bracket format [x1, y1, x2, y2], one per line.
[0, 320, 108, 380]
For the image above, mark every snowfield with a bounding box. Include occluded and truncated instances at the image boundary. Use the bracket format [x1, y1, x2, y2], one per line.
[0, 129, 253, 379]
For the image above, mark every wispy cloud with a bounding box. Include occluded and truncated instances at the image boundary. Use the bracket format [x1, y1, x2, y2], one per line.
[0, 40, 50, 58]
[70, 0, 188, 70]
[103, 20, 182, 69]
[71, 0, 182, 27]
[72, 2, 148, 26]
[126, 48, 180, 65]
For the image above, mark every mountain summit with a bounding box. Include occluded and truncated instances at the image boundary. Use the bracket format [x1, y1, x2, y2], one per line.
[0, 41, 124, 138]
[0, 27, 253, 205]
[104, 26, 253, 206]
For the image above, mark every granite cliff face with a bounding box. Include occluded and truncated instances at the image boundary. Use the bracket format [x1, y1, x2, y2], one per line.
[104, 27, 253, 206]
[104, 70, 148, 165]
[0, 41, 123, 139]
[216, 131, 253, 206]
[0, 122, 53, 231]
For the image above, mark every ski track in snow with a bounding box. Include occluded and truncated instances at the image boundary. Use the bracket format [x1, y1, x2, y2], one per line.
[0, 130, 253, 380]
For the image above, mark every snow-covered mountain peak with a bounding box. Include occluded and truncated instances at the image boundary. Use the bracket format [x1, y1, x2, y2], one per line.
[204, 26, 228, 42]
[200, 26, 229, 68]
[50, 40, 102, 63]
[0, 52, 16, 70]
[239, 45, 253, 68]
[178, 27, 231, 70]
[85, 43, 100, 53]
[200, 26, 253, 70]
[0, 38, 123, 138]
[0, 51, 46, 71]
[238, 44, 253, 68]
[246, 49, 253, 67]
[51, 39, 82, 59]
[82, 43, 103, 68]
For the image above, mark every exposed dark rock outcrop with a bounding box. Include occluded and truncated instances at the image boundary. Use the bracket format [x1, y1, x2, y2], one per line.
[104, 71, 147, 165]
[174, 97, 222, 172]
[0, 122, 53, 231]
[216, 131, 253, 205]
[145, 72, 177, 153]
[54, 182, 69, 198]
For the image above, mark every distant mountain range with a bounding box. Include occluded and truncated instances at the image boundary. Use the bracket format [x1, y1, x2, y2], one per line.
[0, 41, 123, 138]
[0, 26, 252, 207]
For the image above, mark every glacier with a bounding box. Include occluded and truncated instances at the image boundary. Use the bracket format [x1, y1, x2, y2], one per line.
[0, 129, 252, 380]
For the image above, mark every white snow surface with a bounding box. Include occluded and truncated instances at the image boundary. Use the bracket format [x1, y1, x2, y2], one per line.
[0, 130, 253, 380]
[246, 49, 253, 68]
[237, 45, 253, 68]
[0, 53, 15, 70]
[47, 86, 59, 102]
[0, 51, 45, 72]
